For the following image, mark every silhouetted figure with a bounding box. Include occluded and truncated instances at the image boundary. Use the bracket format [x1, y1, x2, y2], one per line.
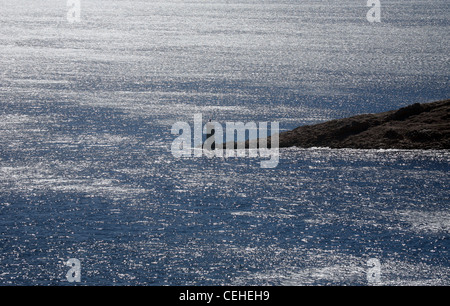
[206, 119, 215, 150]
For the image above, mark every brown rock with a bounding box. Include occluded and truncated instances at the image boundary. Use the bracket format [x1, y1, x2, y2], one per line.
[245, 99, 450, 150]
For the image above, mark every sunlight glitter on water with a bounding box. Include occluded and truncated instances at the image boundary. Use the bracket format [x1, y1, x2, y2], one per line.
[0, 0, 449, 285]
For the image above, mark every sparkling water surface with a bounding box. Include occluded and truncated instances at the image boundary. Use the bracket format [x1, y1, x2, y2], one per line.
[0, 0, 449, 285]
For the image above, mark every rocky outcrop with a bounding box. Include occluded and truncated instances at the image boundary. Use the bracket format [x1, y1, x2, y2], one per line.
[250, 99, 450, 150]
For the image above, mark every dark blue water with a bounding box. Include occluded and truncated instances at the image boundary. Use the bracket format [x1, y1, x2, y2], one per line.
[0, 0, 449, 285]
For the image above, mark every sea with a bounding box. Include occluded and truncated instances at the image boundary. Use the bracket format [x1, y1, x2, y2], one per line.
[0, 0, 449, 285]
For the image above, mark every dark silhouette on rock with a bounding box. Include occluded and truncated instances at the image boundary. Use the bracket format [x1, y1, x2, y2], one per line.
[205, 119, 216, 150]
[246, 99, 450, 150]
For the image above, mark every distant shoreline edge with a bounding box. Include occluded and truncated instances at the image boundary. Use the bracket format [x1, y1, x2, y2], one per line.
[243, 99, 450, 150]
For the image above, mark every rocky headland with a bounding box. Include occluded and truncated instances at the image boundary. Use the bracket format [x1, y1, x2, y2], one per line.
[247, 99, 450, 150]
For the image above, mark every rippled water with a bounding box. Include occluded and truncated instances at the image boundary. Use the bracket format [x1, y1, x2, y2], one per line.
[0, 0, 449, 285]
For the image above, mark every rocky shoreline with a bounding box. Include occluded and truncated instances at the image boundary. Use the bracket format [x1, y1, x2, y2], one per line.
[248, 99, 450, 150]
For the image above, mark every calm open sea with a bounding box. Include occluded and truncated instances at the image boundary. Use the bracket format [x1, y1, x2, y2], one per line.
[0, 0, 449, 285]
